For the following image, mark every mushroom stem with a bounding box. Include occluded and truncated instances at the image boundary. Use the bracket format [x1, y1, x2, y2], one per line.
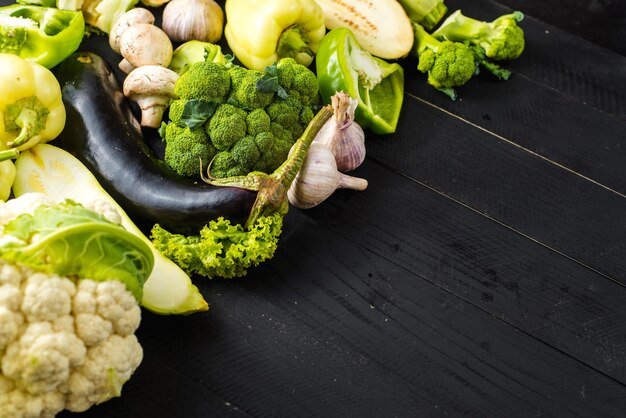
[136, 98, 168, 128]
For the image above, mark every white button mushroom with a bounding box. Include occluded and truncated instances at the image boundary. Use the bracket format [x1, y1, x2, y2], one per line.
[123, 66, 179, 128]
[118, 24, 173, 74]
[109, 8, 156, 55]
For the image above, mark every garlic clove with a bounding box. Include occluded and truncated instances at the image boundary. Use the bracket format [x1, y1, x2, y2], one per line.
[162, 0, 224, 43]
[288, 142, 367, 209]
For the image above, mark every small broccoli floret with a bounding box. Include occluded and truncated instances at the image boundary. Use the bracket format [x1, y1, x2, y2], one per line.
[210, 152, 247, 178]
[231, 135, 261, 168]
[229, 69, 275, 109]
[266, 97, 301, 129]
[167, 99, 185, 122]
[163, 123, 217, 177]
[412, 22, 476, 100]
[276, 58, 320, 105]
[299, 106, 314, 126]
[206, 104, 248, 151]
[432, 10, 525, 61]
[246, 108, 271, 136]
[174, 61, 231, 102]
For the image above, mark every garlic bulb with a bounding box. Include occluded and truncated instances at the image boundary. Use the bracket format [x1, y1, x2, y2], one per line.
[162, 0, 224, 43]
[288, 142, 368, 209]
[314, 91, 366, 172]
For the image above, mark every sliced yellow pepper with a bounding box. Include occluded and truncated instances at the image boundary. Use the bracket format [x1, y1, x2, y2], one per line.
[224, 0, 326, 71]
[0, 53, 66, 152]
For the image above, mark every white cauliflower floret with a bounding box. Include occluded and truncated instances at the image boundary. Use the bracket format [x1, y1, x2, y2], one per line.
[0, 193, 54, 227]
[82, 198, 123, 225]
[0, 260, 144, 418]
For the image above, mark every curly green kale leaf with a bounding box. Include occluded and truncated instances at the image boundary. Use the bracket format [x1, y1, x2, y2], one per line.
[150, 213, 283, 279]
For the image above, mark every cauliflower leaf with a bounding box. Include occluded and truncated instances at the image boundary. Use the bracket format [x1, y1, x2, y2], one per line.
[0, 200, 153, 300]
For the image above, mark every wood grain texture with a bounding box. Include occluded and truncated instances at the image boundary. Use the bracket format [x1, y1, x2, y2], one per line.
[62, 209, 626, 417]
[35, 0, 626, 416]
[367, 96, 626, 282]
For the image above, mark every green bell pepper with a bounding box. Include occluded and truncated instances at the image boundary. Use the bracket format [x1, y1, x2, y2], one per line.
[315, 27, 405, 135]
[0, 5, 84, 69]
[0, 147, 19, 201]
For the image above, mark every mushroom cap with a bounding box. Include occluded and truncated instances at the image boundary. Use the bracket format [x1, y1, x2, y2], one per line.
[119, 24, 173, 68]
[123, 65, 179, 98]
[109, 8, 155, 54]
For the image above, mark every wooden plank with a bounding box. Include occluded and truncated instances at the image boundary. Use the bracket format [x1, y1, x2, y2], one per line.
[367, 95, 626, 282]
[70, 207, 626, 417]
[403, 0, 626, 194]
[494, 0, 626, 56]
[299, 159, 626, 383]
[446, 0, 626, 119]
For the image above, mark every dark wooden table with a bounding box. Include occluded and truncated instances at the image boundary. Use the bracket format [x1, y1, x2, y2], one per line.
[42, 0, 626, 416]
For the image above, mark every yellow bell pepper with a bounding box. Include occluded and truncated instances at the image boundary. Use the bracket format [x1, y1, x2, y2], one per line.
[224, 0, 326, 71]
[0, 145, 17, 201]
[0, 53, 66, 151]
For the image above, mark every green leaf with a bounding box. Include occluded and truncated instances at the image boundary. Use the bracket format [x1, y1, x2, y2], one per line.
[151, 213, 283, 279]
[0, 200, 153, 300]
[179, 99, 218, 129]
[257, 64, 289, 100]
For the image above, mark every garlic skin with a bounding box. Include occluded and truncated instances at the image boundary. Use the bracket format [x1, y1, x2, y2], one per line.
[288, 142, 368, 209]
[314, 91, 366, 172]
[162, 0, 224, 43]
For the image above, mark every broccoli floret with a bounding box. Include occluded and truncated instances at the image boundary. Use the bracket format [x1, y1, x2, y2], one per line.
[432, 10, 525, 61]
[174, 61, 231, 102]
[412, 22, 476, 100]
[276, 58, 320, 105]
[246, 108, 271, 136]
[231, 135, 261, 168]
[206, 104, 248, 151]
[162, 123, 217, 178]
[468, 43, 512, 81]
[229, 69, 275, 109]
[266, 96, 301, 129]
[167, 99, 185, 122]
[299, 106, 314, 127]
[210, 152, 247, 178]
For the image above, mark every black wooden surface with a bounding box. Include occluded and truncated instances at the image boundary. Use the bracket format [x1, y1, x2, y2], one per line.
[30, 0, 625, 416]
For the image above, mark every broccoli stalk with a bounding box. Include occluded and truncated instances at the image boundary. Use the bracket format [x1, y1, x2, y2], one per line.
[396, 0, 447, 31]
[432, 10, 525, 61]
[203, 105, 333, 230]
[412, 22, 476, 100]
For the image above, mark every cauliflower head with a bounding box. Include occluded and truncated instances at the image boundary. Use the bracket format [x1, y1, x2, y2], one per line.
[0, 193, 146, 417]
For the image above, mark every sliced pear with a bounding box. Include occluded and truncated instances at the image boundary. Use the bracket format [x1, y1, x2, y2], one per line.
[12, 143, 208, 315]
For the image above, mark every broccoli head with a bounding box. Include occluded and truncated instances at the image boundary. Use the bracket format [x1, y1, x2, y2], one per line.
[432, 10, 525, 61]
[412, 22, 476, 100]
[174, 61, 231, 102]
[162, 123, 217, 177]
[164, 56, 320, 181]
[206, 104, 248, 151]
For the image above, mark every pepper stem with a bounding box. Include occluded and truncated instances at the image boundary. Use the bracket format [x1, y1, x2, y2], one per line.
[202, 105, 333, 230]
[0, 148, 20, 163]
[277, 25, 314, 61]
[7, 108, 40, 148]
